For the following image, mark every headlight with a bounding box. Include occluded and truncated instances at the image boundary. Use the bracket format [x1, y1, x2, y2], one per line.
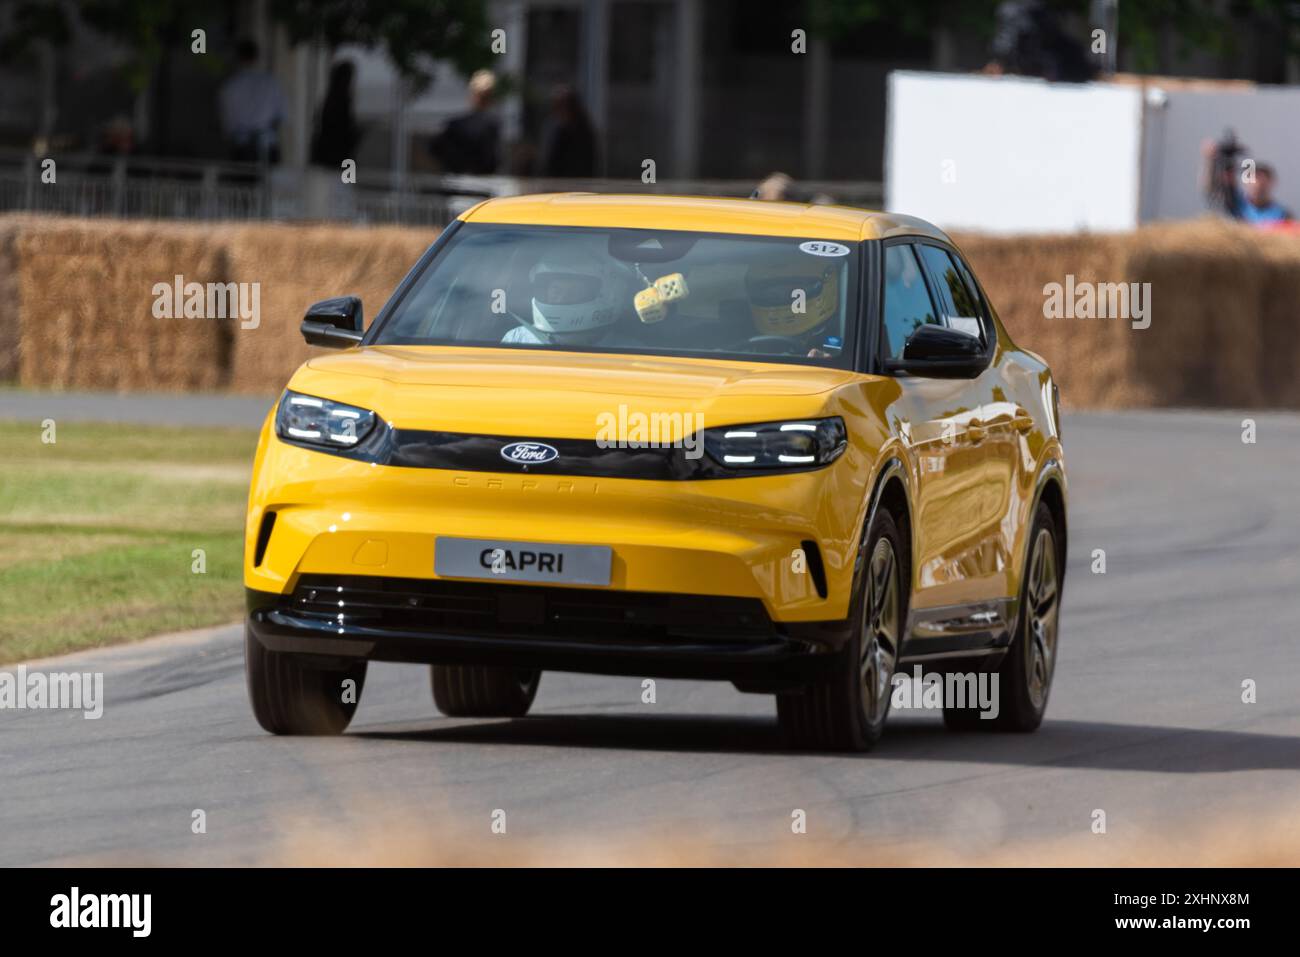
[275, 391, 376, 449]
[703, 417, 847, 470]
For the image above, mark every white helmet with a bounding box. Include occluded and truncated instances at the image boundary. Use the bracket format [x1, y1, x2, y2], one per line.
[528, 246, 628, 341]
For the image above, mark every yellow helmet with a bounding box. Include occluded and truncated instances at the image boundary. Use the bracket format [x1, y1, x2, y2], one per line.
[744, 260, 839, 337]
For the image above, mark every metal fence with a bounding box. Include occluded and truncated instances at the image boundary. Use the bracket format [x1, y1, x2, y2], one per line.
[0, 150, 883, 226]
[0, 152, 268, 220]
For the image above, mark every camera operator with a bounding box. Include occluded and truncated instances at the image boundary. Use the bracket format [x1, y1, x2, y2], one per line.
[1201, 132, 1293, 225]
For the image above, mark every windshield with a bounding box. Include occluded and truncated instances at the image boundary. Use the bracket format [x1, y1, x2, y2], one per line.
[372, 223, 860, 368]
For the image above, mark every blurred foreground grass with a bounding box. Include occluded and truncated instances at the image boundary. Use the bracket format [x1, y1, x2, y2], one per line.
[0, 421, 258, 663]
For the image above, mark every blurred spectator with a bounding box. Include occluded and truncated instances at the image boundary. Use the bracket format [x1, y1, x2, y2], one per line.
[1201, 130, 1246, 217]
[540, 85, 597, 177]
[97, 114, 135, 156]
[506, 139, 539, 176]
[430, 69, 500, 174]
[750, 174, 837, 205]
[1201, 135, 1293, 225]
[1239, 165, 1292, 224]
[985, 0, 1097, 82]
[752, 172, 792, 201]
[311, 60, 361, 168]
[219, 38, 287, 164]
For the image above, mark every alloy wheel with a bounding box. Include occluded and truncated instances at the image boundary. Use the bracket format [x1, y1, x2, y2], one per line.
[1024, 527, 1060, 709]
[860, 537, 901, 727]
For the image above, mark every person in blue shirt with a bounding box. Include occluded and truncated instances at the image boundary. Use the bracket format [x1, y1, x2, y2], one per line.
[1202, 136, 1293, 225]
[1237, 164, 1292, 225]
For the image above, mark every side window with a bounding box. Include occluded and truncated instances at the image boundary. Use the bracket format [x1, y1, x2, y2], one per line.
[919, 244, 987, 344]
[916, 245, 959, 321]
[950, 252, 991, 344]
[881, 243, 940, 359]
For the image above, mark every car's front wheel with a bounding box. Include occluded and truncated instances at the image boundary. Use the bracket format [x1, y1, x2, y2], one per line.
[777, 507, 908, 751]
[431, 665, 541, 718]
[244, 626, 367, 735]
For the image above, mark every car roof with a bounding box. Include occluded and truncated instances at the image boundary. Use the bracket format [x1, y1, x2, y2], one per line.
[459, 193, 952, 244]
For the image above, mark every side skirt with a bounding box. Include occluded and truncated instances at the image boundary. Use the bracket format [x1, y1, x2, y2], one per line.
[898, 597, 1018, 673]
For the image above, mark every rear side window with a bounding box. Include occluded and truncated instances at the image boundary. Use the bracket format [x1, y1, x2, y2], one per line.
[881, 243, 939, 359]
[951, 253, 990, 341]
[918, 244, 986, 343]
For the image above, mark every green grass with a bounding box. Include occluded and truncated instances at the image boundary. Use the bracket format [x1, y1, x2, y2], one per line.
[0, 421, 258, 663]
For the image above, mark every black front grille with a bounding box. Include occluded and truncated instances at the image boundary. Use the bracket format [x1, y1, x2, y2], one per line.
[276, 422, 832, 480]
[291, 574, 775, 644]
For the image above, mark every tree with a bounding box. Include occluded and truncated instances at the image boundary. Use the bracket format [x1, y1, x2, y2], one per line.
[269, 0, 493, 91]
[0, 0, 493, 90]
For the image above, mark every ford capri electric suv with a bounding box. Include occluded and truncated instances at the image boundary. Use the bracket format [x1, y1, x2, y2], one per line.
[244, 194, 1067, 751]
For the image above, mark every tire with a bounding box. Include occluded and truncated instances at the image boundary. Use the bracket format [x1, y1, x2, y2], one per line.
[244, 625, 367, 735]
[431, 665, 541, 718]
[943, 501, 1062, 733]
[777, 507, 908, 751]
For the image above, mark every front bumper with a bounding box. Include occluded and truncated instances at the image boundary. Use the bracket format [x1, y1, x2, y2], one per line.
[246, 577, 853, 686]
[245, 432, 873, 623]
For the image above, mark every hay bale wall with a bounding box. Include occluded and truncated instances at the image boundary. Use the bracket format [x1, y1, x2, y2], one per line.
[952, 231, 1150, 408]
[220, 223, 434, 394]
[0, 218, 22, 383]
[0, 215, 433, 395]
[953, 220, 1300, 409]
[12, 217, 230, 391]
[1, 214, 1297, 409]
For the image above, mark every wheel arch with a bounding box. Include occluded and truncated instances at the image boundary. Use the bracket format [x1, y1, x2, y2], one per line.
[858, 455, 913, 578]
[1029, 458, 1068, 579]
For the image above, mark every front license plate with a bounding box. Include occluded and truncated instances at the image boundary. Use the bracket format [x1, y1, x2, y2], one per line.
[434, 537, 612, 586]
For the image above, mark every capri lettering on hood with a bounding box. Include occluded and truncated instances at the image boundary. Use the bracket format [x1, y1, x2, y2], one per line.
[152, 274, 260, 329]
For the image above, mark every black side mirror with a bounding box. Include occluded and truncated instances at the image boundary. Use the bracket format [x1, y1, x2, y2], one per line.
[885, 323, 988, 378]
[301, 296, 364, 348]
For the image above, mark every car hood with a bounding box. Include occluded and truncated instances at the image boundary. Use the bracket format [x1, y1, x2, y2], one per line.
[290, 345, 859, 437]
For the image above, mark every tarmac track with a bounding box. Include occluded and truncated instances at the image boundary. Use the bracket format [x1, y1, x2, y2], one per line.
[1, 405, 1298, 865]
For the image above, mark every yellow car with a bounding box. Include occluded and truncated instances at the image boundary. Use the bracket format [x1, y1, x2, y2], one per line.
[244, 194, 1066, 751]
